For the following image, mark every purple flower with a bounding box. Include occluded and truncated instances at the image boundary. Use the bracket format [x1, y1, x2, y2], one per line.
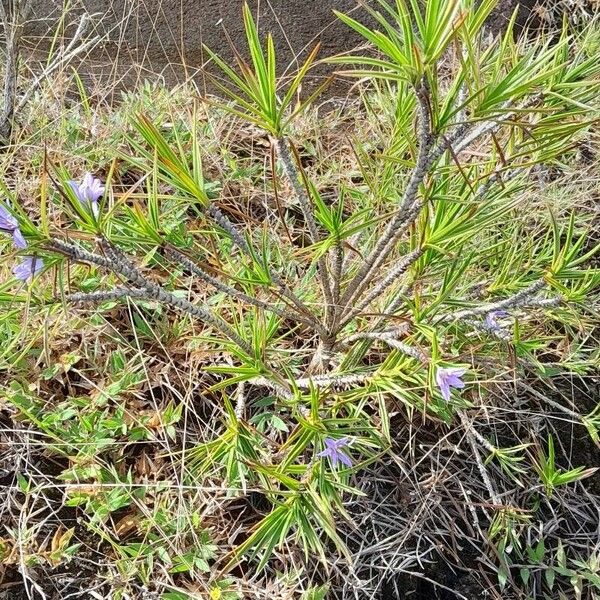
[0, 203, 27, 249]
[485, 310, 508, 329]
[317, 437, 352, 468]
[12, 256, 44, 281]
[68, 173, 105, 217]
[0, 203, 18, 230]
[435, 366, 467, 402]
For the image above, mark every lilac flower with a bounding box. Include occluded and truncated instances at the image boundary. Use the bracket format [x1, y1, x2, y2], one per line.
[435, 366, 467, 402]
[485, 310, 508, 329]
[0, 203, 18, 232]
[68, 173, 105, 217]
[12, 256, 44, 282]
[0, 203, 27, 249]
[317, 437, 352, 468]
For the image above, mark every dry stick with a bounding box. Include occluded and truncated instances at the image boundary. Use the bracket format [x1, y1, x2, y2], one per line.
[342, 325, 410, 343]
[0, 1, 17, 139]
[463, 318, 512, 340]
[0, 0, 32, 140]
[269, 140, 294, 245]
[164, 245, 321, 330]
[275, 137, 335, 327]
[206, 204, 251, 255]
[61, 243, 301, 397]
[458, 410, 501, 506]
[385, 117, 513, 244]
[68, 292, 294, 404]
[369, 168, 520, 332]
[246, 377, 295, 401]
[523, 296, 562, 308]
[457, 410, 497, 454]
[451, 96, 542, 157]
[518, 381, 584, 422]
[1, 7, 101, 139]
[65, 283, 306, 332]
[48, 237, 254, 355]
[14, 15, 102, 115]
[99, 239, 255, 349]
[275, 138, 321, 247]
[336, 84, 434, 322]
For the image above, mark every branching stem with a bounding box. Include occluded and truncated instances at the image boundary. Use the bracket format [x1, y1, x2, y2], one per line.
[336, 83, 434, 321]
[48, 237, 254, 355]
[275, 137, 335, 328]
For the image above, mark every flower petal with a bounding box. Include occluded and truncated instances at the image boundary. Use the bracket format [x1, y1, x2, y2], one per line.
[446, 367, 467, 377]
[0, 204, 18, 232]
[68, 181, 85, 203]
[82, 172, 94, 190]
[12, 228, 27, 249]
[448, 376, 466, 389]
[337, 451, 352, 467]
[435, 369, 445, 389]
[12, 256, 43, 282]
[439, 382, 451, 401]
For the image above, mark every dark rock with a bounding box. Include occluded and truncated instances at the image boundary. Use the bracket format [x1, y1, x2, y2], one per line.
[24, 0, 374, 90]
[22, 0, 541, 91]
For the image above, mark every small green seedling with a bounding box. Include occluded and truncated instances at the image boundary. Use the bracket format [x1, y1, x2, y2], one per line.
[532, 435, 597, 497]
